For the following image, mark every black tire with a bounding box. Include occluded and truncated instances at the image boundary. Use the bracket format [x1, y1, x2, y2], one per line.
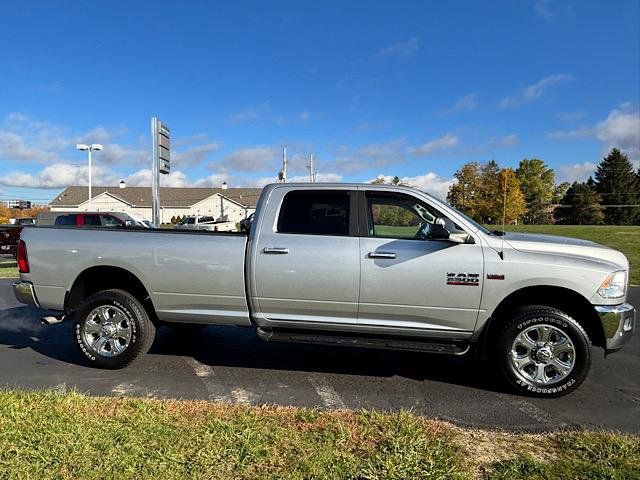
[73, 289, 156, 369]
[496, 305, 591, 397]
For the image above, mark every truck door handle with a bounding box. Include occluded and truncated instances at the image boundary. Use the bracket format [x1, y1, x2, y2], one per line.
[263, 247, 289, 254]
[368, 251, 396, 259]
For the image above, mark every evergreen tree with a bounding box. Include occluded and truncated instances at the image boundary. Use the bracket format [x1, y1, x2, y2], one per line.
[554, 182, 604, 225]
[515, 159, 556, 224]
[594, 148, 640, 225]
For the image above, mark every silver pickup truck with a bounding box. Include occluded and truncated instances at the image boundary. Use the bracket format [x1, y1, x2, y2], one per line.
[13, 183, 636, 397]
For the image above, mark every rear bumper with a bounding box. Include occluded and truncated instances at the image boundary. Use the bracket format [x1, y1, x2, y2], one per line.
[595, 303, 636, 352]
[12, 280, 40, 308]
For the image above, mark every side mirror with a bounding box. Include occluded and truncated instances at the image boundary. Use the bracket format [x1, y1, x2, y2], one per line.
[429, 218, 450, 240]
[123, 220, 134, 228]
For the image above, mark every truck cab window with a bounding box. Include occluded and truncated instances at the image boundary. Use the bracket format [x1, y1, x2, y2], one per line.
[366, 192, 449, 240]
[277, 190, 350, 236]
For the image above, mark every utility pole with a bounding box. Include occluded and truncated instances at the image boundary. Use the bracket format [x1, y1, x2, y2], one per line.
[283, 145, 287, 182]
[307, 154, 316, 182]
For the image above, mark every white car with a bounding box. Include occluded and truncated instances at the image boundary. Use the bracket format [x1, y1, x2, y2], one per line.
[175, 215, 237, 232]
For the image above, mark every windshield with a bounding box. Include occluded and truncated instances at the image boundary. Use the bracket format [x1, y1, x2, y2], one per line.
[445, 204, 493, 236]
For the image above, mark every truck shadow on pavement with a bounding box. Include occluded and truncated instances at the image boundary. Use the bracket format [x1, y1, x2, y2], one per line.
[0, 307, 506, 394]
[151, 326, 508, 394]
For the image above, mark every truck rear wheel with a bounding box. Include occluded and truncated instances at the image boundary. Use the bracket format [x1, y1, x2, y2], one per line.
[73, 289, 156, 369]
[497, 305, 591, 397]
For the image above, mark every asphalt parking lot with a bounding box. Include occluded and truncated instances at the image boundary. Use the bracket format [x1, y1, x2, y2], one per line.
[0, 277, 637, 433]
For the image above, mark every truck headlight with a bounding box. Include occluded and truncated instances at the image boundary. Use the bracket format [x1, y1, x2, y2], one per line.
[597, 270, 627, 299]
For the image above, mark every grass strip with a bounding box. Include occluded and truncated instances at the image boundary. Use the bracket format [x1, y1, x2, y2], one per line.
[0, 390, 637, 479]
[0, 258, 17, 278]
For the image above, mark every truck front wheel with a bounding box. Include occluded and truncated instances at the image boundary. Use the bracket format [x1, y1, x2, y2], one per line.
[73, 289, 156, 369]
[497, 305, 591, 397]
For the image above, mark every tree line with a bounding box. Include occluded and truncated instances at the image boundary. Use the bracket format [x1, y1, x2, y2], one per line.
[445, 148, 640, 225]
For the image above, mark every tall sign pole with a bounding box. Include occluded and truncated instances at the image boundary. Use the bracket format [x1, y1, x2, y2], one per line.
[151, 117, 170, 227]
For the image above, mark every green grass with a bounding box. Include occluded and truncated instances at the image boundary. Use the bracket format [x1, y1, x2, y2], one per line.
[0, 258, 18, 278]
[490, 225, 640, 285]
[0, 390, 637, 480]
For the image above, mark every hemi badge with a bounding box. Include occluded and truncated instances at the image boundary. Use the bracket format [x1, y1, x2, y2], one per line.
[487, 274, 505, 280]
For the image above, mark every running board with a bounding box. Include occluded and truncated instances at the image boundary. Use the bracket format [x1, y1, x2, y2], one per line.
[256, 327, 470, 355]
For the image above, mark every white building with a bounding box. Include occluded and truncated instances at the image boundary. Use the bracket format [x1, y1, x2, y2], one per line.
[49, 186, 261, 224]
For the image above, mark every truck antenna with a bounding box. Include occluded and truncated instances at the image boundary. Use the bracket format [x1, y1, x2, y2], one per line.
[499, 173, 507, 260]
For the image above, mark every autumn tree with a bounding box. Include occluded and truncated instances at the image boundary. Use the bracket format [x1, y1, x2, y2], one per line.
[0, 205, 10, 224]
[448, 161, 526, 224]
[447, 162, 482, 219]
[494, 168, 527, 224]
[594, 148, 640, 225]
[554, 182, 604, 225]
[515, 158, 556, 224]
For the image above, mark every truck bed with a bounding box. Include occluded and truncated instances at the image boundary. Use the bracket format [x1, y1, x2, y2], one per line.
[20, 226, 252, 326]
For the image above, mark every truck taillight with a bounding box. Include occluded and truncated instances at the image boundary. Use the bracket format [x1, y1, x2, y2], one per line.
[17, 240, 29, 273]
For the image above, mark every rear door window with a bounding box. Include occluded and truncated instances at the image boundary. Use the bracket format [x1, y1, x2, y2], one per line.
[277, 190, 351, 236]
[54, 214, 77, 226]
[83, 215, 101, 226]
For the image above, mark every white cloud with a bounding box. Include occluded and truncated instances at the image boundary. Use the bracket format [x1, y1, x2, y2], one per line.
[372, 173, 454, 200]
[442, 93, 478, 115]
[499, 74, 572, 109]
[595, 102, 640, 161]
[193, 173, 230, 188]
[488, 134, 519, 148]
[173, 143, 219, 167]
[333, 139, 406, 173]
[0, 163, 120, 188]
[409, 134, 459, 157]
[289, 172, 342, 183]
[222, 145, 280, 172]
[245, 173, 343, 188]
[229, 108, 261, 124]
[557, 162, 597, 183]
[534, 0, 554, 18]
[378, 37, 420, 58]
[547, 127, 593, 140]
[547, 103, 640, 163]
[123, 169, 192, 188]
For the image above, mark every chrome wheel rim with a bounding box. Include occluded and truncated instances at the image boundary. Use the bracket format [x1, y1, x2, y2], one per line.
[82, 305, 133, 357]
[510, 323, 575, 386]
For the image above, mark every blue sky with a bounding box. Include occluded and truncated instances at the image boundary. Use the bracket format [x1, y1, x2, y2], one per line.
[1, 0, 638, 203]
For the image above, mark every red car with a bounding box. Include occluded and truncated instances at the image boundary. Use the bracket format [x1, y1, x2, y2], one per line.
[0, 225, 24, 257]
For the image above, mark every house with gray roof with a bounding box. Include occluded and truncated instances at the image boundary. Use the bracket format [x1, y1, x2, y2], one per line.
[49, 185, 262, 224]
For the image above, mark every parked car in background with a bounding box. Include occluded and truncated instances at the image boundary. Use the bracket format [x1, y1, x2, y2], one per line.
[0, 224, 22, 257]
[1, 218, 35, 257]
[239, 213, 254, 232]
[36, 211, 148, 228]
[11, 218, 36, 226]
[174, 215, 237, 232]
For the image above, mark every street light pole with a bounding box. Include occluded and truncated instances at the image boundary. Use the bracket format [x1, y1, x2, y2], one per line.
[76, 144, 103, 210]
[88, 148, 92, 209]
